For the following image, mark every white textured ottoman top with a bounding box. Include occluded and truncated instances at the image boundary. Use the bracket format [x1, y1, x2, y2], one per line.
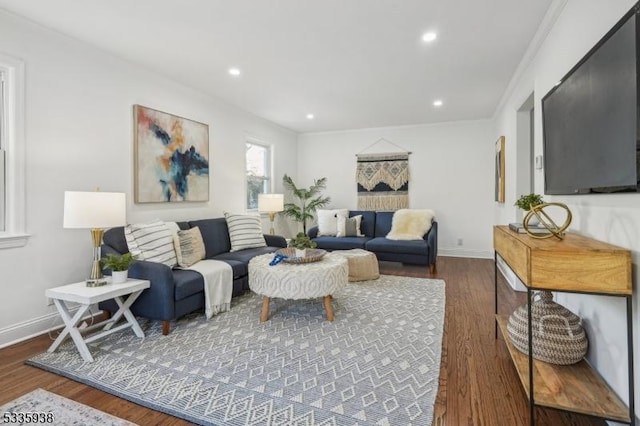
[249, 253, 348, 300]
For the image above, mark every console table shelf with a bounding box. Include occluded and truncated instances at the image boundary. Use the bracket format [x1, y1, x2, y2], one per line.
[493, 225, 635, 425]
[496, 315, 629, 422]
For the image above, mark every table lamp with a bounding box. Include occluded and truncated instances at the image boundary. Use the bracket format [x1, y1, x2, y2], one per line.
[63, 191, 126, 286]
[258, 193, 284, 235]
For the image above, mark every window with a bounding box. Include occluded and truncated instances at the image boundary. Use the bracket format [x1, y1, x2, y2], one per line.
[0, 54, 27, 249]
[246, 142, 271, 210]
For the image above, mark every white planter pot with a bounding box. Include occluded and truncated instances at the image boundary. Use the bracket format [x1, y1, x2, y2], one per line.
[295, 248, 307, 258]
[112, 270, 128, 284]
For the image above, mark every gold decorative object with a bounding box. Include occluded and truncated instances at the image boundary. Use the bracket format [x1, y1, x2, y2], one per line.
[523, 202, 572, 239]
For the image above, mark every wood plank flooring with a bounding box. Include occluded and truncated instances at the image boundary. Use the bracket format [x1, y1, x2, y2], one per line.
[0, 257, 605, 425]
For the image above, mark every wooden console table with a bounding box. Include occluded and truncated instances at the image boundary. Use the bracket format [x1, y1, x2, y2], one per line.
[493, 225, 635, 425]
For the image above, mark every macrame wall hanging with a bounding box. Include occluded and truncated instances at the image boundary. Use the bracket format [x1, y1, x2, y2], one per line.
[356, 138, 411, 211]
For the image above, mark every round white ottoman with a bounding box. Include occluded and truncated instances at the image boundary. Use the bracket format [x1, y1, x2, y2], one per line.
[333, 249, 380, 282]
[248, 253, 348, 322]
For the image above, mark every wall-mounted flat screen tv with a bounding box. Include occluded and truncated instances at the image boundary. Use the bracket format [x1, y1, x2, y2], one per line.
[542, 4, 640, 195]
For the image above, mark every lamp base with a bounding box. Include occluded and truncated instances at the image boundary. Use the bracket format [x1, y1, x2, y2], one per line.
[86, 278, 108, 287]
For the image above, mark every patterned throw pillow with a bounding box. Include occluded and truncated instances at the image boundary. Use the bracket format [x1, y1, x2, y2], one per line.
[176, 227, 206, 267]
[336, 215, 363, 237]
[317, 209, 349, 236]
[224, 213, 266, 252]
[124, 220, 177, 267]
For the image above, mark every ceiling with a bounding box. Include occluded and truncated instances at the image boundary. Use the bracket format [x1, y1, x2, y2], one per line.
[0, 0, 554, 133]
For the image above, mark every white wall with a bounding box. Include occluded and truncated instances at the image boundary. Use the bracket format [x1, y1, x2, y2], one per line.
[0, 10, 298, 347]
[297, 120, 495, 258]
[495, 0, 640, 421]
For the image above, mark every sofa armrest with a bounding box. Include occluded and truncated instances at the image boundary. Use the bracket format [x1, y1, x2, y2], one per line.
[307, 226, 319, 239]
[423, 221, 438, 265]
[115, 259, 177, 319]
[264, 234, 287, 248]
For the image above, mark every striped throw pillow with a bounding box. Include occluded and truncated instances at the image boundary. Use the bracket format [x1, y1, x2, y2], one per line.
[124, 220, 177, 267]
[176, 227, 206, 267]
[224, 213, 266, 252]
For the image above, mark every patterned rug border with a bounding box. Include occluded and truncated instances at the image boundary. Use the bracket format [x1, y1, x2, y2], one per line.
[27, 274, 445, 426]
[0, 388, 137, 425]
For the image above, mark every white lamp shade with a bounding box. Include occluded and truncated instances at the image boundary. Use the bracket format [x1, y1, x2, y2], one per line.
[257, 193, 284, 212]
[63, 191, 127, 228]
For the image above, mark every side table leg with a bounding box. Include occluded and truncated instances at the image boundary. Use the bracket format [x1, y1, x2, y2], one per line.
[49, 299, 94, 362]
[112, 290, 146, 337]
[260, 296, 270, 322]
[324, 295, 334, 322]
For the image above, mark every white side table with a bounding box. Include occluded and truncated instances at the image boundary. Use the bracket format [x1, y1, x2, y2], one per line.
[45, 278, 150, 362]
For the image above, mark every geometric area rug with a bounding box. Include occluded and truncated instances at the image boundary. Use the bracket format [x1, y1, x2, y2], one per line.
[27, 275, 445, 426]
[0, 388, 137, 425]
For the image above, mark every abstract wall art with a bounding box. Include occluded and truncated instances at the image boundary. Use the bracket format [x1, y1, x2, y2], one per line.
[133, 105, 209, 203]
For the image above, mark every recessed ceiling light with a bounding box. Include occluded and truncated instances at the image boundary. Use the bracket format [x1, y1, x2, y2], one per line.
[422, 32, 437, 43]
[433, 100, 443, 107]
[306, 114, 315, 120]
[228, 67, 241, 76]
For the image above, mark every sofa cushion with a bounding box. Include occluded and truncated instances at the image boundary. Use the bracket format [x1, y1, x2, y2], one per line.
[189, 218, 232, 257]
[173, 269, 205, 301]
[374, 212, 394, 237]
[213, 246, 279, 267]
[215, 259, 248, 280]
[224, 213, 267, 252]
[365, 237, 428, 255]
[103, 227, 129, 254]
[313, 236, 370, 250]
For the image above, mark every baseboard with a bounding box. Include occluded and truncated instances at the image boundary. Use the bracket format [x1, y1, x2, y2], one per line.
[0, 305, 102, 349]
[438, 248, 493, 259]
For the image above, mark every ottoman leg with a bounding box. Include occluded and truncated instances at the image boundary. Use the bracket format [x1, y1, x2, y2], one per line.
[324, 295, 334, 322]
[260, 296, 270, 322]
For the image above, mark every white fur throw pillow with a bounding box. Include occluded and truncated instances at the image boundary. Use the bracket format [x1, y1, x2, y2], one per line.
[317, 209, 349, 236]
[386, 209, 435, 240]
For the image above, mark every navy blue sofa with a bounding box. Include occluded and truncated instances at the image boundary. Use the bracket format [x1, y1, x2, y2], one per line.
[308, 210, 438, 273]
[99, 218, 286, 335]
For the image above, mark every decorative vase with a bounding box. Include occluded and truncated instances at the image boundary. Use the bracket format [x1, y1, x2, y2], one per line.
[295, 248, 307, 258]
[112, 270, 128, 284]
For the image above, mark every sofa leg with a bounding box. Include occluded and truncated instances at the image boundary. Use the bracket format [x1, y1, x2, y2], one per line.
[429, 263, 437, 274]
[162, 321, 170, 336]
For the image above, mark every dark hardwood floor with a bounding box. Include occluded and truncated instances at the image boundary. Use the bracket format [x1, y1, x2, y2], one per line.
[0, 257, 605, 425]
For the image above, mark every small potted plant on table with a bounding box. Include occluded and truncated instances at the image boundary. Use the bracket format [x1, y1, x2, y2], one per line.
[289, 232, 317, 258]
[515, 193, 544, 224]
[101, 252, 135, 284]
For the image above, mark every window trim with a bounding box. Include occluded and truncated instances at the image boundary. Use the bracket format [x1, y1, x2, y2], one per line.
[0, 54, 28, 249]
[245, 137, 274, 212]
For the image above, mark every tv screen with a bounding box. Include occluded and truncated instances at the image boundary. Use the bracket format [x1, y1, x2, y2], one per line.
[542, 7, 640, 195]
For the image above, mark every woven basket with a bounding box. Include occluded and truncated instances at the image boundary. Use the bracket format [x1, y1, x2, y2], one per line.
[507, 291, 588, 365]
[276, 248, 327, 264]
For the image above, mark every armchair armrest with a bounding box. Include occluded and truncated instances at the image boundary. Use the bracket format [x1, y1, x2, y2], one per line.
[264, 234, 287, 248]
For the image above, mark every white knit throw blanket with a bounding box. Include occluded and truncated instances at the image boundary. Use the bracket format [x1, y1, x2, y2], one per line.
[186, 260, 233, 319]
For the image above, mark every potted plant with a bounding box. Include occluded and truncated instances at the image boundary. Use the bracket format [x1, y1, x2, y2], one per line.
[515, 193, 544, 224]
[282, 174, 331, 233]
[101, 252, 135, 284]
[288, 232, 317, 258]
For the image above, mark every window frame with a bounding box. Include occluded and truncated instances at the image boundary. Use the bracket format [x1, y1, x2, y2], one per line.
[245, 138, 273, 211]
[0, 54, 28, 249]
